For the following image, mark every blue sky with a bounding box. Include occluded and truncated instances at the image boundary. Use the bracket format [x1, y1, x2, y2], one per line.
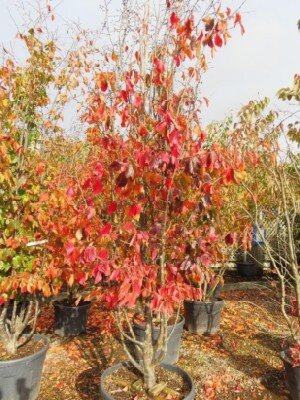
[0, 0, 299, 127]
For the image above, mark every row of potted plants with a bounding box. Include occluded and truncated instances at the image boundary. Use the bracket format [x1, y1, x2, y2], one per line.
[0, 3, 248, 398]
[0, 2, 299, 400]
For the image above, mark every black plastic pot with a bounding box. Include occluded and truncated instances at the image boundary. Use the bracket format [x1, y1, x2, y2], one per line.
[53, 300, 91, 337]
[281, 350, 300, 400]
[133, 316, 184, 364]
[0, 334, 49, 400]
[184, 298, 224, 335]
[236, 262, 257, 278]
[100, 361, 195, 400]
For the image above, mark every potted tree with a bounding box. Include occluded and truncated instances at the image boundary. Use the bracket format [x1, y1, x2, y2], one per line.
[0, 30, 58, 398]
[267, 75, 300, 400]
[236, 223, 266, 278]
[36, 138, 96, 337]
[183, 262, 225, 335]
[77, 1, 246, 398]
[235, 74, 300, 399]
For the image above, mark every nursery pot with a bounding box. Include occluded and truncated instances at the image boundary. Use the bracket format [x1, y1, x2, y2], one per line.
[133, 315, 184, 364]
[281, 349, 300, 400]
[53, 300, 91, 337]
[207, 282, 222, 298]
[236, 261, 257, 278]
[184, 298, 224, 335]
[100, 361, 195, 400]
[0, 334, 49, 400]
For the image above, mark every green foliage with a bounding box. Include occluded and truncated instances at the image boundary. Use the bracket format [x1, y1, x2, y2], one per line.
[277, 74, 300, 145]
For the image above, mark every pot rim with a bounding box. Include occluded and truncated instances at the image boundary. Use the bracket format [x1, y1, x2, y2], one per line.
[236, 262, 256, 266]
[0, 333, 49, 366]
[133, 314, 185, 331]
[184, 297, 224, 305]
[53, 300, 91, 309]
[100, 361, 195, 400]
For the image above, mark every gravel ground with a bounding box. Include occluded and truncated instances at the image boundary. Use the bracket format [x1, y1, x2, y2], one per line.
[36, 286, 291, 400]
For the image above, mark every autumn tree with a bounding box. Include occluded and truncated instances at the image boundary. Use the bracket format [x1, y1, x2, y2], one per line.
[249, 75, 300, 354]
[64, 0, 250, 391]
[0, 13, 97, 352]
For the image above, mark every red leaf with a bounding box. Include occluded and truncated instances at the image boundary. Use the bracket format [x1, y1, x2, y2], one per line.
[84, 246, 97, 263]
[67, 187, 75, 198]
[225, 232, 236, 245]
[101, 80, 108, 92]
[138, 125, 148, 136]
[234, 12, 242, 25]
[203, 34, 214, 48]
[99, 248, 109, 260]
[120, 90, 128, 102]
[166, 177, 172, 189]
[94, 163, 103, 177]
[234, 12, 245, 35]
[82, 177, 91, 190]
[36, 163, 45, 174]
[174, 55, 181, 67]
[66, 242, 74, 256]
[116, 171, 128, 187]
[125, 77, 134, 93]
[214, 33, 223, 47]
[129, 204, 142, 218]
[200, 253, 211, 267]
[133, 94, 143, 109]
[225, 167, 235, 183]
[121, 108, 129, 127]
[168, 129, 179, 146]
[170, 12, 180, 29]
[107, 202, 117, 215]
[92, 177, 102, 194]
[226, 7, 231, 17]
[76, 272, 87, 286]
[100, 223, 111, 236]
[155, 121, 167, 134]
[95, 272, 102, 284]
[87, 207, 96, 219]
[153, 58, 165, 74]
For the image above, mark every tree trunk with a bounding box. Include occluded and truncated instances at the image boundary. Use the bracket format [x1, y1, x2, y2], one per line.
[6, 338, 17, 355]
[144, 363, 156, 390]
[142, 306, 156, 391]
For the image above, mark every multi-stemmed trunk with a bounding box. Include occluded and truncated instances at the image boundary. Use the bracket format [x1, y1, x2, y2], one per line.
[116, 303, 171, 392]
[0, 298, 39, 355]
[251, 164, 300, 342]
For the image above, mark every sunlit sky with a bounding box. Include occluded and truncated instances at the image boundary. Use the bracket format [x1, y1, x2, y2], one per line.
[0, 0, 299, 128]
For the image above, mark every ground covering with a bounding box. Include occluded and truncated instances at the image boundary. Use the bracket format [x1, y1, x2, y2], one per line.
[36, 282, 290, 400]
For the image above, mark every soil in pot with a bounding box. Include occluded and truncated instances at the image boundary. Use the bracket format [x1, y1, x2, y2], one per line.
[184, 298, 224, 335]
[0, 337, 44, 361]
[53, 300, 91, 337]
[102, 363, 192, 400]
[236, 262, 257, 278]
[0, 334, 49, 400]
[281, 350, 300, 400]
[133, 315, 184, 364]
